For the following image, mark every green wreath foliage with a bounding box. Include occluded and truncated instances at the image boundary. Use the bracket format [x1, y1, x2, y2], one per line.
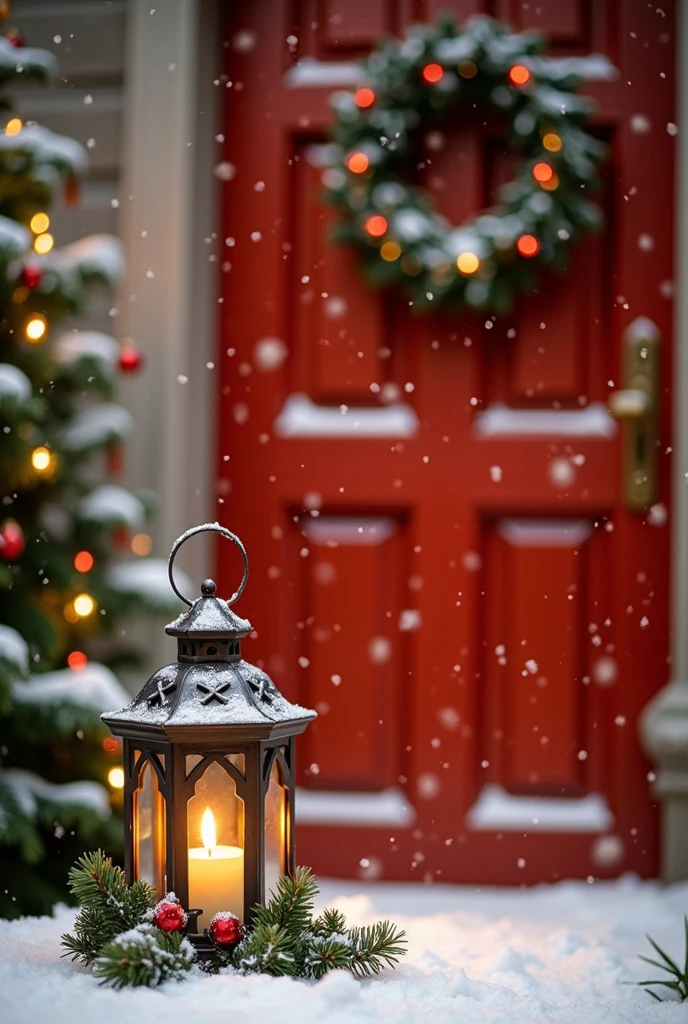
[323, 14, 613, 313]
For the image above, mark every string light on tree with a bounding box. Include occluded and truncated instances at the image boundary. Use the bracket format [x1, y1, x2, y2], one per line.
[131, 533, 153, 556]
[456, 252, 480, 275]
[4, 117, 21, 136]
[34, 232, 54, 255]
[422, 63, 444, 84]
[25, 314, 47, 342]
[364, 214, 387, 238]
[532, 162, 554, 185]
[380, 241, 402, 262]
[67, 651, 88, 671]
[508, 64, 532, 86]
[458, 60, 477, 78]
[517, 234, 540, 258]
[74, 550, 94, 573]
[29, 212, 50, 234]
[108, 767, 125, 789]
[31, 446, 56, 475]
[354, 87, 375, 108]
[73, 593, 96, 617]
[346, 151, 369, 174]
[541, 172, 560, 191]
[543, 132, 562, 152]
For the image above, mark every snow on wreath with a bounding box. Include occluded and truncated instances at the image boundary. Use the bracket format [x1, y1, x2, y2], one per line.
[61, 851, 406, 988]
[322, 14, 615, 314]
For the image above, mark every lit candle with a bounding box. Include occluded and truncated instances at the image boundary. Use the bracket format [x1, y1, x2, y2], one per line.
[188, 807, 244, 930]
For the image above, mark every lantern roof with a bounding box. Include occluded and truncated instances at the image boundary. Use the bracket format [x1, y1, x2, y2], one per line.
[102, 524, 316, 736]
[102, 658, 315, 733]
[165, 579, 252, 637]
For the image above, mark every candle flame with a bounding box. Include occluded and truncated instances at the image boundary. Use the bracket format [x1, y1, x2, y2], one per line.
[201, 807, 216, 854]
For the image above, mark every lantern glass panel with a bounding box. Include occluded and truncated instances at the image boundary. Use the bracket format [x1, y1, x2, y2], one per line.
[187, 758, 245, 929]
[264, 756, 288, 898]
[132, 757, 166, 895]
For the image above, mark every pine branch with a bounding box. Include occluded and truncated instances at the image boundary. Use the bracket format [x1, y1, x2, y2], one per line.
[346, 920, 408, 979]
[94, 924, 195, 988]
[252, 865, 318, 940]
[229, 923, 298, 977]
[306, 934, 354, 980]
[311, 907, 348, 937]
[60, 850, 156, 964]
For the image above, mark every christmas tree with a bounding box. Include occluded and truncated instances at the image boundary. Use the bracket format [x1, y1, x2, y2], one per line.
[0, 18, 182, 917]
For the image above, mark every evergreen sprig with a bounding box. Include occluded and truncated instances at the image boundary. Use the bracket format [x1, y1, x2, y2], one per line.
[222, 866, 407, 981]
[94, 924, 196, 989]
[60, 850, 156, 965]
[635, 918, 688, 1002]
[61, 852, 407, 987]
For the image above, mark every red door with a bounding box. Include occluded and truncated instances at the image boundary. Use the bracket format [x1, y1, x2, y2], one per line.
[218, 0, 674, 884]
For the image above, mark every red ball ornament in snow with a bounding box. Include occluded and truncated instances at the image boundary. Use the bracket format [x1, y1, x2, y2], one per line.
[119, 344, 144, 374]
[21, 265, 42, 290]
[208, 911, 244, 950]
[153, 894, 188, 934]
[0, 520, 25, 561]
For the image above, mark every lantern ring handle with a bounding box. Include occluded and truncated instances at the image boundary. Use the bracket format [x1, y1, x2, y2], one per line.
[168, 523, 249, 608]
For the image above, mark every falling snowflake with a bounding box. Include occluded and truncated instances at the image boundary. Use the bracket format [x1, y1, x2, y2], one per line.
[638, 233, 655, 252]
[490, 465, 503, 482]
[418, 773, 440, 799]
[648, 503, 667, 527]
[549, 457, 576, 488]
[324, 296, 348, 318]
[630, 114, 651, 133]
[462, 551, 482, 573]
[399, 609, 421, 632]
[254, 337, 287, 372]
[214, 162, 236, 181]
[233, 29, 257, 52]
[592, 835, 624, 868]
[592, 656, 617, 686]
[369, 636, 392, 664]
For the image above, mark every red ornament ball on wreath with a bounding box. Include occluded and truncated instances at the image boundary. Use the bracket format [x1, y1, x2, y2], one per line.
[0, 520, 25, 561]
[21, 265, 42, 290]
[6, 28, 26, 48]
[209, 911, 245, 950]
[118, 344, 144, 374]
[153, 894, 188, 933]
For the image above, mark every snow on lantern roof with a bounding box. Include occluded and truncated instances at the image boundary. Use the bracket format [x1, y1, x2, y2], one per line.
[102, 658, 316, 732]
[165, 579, 252, 637]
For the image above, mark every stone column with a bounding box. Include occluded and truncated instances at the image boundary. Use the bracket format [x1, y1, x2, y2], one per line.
[639, 0, 688, 882]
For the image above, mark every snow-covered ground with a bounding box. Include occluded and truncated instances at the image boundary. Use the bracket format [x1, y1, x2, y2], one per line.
[1, 874, 686, 1023]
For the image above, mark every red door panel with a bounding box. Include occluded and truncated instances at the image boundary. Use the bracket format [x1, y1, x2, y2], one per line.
[218, 0, 674, 884]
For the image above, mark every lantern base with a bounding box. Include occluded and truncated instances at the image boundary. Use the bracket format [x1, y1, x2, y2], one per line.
[187, 930, 217, 961]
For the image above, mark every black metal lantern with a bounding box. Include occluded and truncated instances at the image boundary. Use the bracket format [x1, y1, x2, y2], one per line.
[102, 524, 316, 949]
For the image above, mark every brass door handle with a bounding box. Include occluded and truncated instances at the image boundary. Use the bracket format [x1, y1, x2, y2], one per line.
[608, 387, 652, 420]
[607, 317, 660, 511]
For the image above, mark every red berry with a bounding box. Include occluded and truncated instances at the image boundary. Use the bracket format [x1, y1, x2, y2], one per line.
[209, 911, 244, 950]
[0, 520, 25, 561]
[21, 265, 42, 289]
[119, 345, 144, 373]
[153, 895, 188, 934]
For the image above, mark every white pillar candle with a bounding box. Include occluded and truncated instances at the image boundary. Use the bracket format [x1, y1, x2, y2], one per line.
[188, 808, 244, 930]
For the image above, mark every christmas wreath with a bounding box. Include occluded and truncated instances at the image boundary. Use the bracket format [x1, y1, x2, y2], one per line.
[61, 851, 406, 988]
[323, 15, 612, 313]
